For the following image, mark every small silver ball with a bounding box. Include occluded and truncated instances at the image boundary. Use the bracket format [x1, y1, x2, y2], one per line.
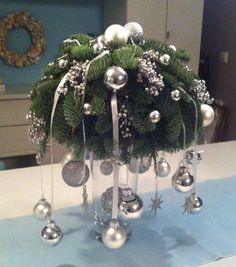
[41, 220, 63, 246]
[172, 166, 194, 193]
[124, 22, 143, 42]
[104, 24, 128, 47]
[169, 45, 177, 52]
[93, 42, 104, 54]
[190, 194, 203, 213]
[159, 54, 171, 65]
[171, 89, 181, 101]
[149, 110, 161, 123]
[200, 104, 215, 127]
[100, 160, 113, 175]
[185, 149, 202, 165]
[58, 59, 68, 69]
[102, 219, 126, 249]
[83, 103, 92, 115]
[104, 66, 128, 91]
[157, 158, 171, 177]
[33, 198, 51, 221]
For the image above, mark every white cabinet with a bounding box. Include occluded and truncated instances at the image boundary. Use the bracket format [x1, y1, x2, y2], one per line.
[104, 0, 204, 72]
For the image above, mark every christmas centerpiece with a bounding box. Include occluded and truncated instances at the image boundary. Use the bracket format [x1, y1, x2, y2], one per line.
[27, 22, 214, 249]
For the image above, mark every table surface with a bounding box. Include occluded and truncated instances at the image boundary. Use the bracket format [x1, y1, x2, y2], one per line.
[1, 140, 236, 267]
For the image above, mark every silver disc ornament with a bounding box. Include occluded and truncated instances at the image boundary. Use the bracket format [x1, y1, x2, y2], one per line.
[172, 165, 194, 193]
[104, 66, 128, 91]
[129, 156, 152, 174]
[100, 160, 113, 175]
[62, 160, 90, 187]
[41, 220, 63, 246]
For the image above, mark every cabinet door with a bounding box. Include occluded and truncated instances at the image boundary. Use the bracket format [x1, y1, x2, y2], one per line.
[127, 0, 167, 42]
[166, 0, 204, 72]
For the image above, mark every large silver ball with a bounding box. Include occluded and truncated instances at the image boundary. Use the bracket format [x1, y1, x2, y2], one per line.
[33, 198, 51, 221]
[124, 22, 143, 42]
[201, 104, 215, 127]
[104, 24, 128, 47]
[157, 158, 171, 177]
[100, 160, 113, 175]
[102, 219, 126, 249]
[172, 166, 194, 193]
[104, 66, 128, 91]
[83, 103, 92, 115]
[149, 110, 161, 123]
[119, 188, 143, 220]
[41, 220, 63, 246]
[159, 54, 171, 65]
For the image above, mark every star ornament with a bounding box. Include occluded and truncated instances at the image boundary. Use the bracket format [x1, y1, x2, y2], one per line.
[149, 194, 163, 214]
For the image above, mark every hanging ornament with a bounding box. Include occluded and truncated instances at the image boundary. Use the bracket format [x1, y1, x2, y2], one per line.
[119, 188, 143, 220]
[183, 192, 203, 214]
[172, 166, 194, 193]
[33, 198, 51, 221]
[159, 54, 171, 65]
[104, 24, 128, 47]
[83, 103, 92, 115]
[102, 219, 126, 249]
[124, 22, 143, 42]
[58, 58, 68, 69]
[104, 66, 128, 91]
[150, 194, 163, 214]
[149, 110, 161, 123]
[100, 160, 113, 175]
[62, 160, 90, 187]
[201, 104, 215, 127]
[41, 220, 63, 246]
[171, 89, 181, 101]
[185, 149, 202, 165]
[101, 186, 123, 211]
[169, 45, 177, 52]
[157, 157, 171, 177]
[129, 156, 151, 174]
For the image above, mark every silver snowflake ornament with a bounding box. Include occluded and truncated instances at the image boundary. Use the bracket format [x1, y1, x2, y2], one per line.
[149, 194, 163, 214]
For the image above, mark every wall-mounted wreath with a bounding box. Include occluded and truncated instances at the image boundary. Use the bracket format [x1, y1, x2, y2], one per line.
[0, 11, 45, 67]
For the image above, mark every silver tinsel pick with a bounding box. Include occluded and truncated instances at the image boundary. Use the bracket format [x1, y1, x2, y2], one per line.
[119, 102, 132, 139]
[190, 79, 214, 104]
[26, 111, 46, 144]
[137, 50, 164, 96]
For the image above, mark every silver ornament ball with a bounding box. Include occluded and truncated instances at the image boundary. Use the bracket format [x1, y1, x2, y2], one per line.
[157, 158, 171, 177]
[58, 59, 68, 69]
[171, 89, 181, 101]
[185, 149, 202, 165]
[159, 54, 171, 65]
[100, 160, 113, 175]
[172, 166, 194, 193]
[41, 220, 63, 246]
[93, 42, 104, 54]
[104, 24, 128, 47]
[104, 66, 128, 91]
[169, 45, 177, 52]
[119, 188, 143, 220]
[189, 194, 203, 213]
[201, 104, 215, 127]
[33, 198, 51, 221]
[149, 110, 161, 123]
[102, 219, 126, 249]
[124, 22, 143, 42]
[83, 103, 92, 115]
[62, 160, 90, 187]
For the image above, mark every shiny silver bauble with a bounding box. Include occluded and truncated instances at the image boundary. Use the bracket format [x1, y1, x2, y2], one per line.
[169, 45, 177, 52]
[41, 220, 63, 246]
[171, 89, 181, 101]
[33, 198, 51, 220]
[149, 110, 161, 123]
[83, 103, 92, 115]
[159, 54, 171, 65]
[58, 58, 68, 69]
[185, 149, 202, 165]
[172, 166, 194, 192]
[119, 188, 143, 220]
[189, 193, 203, 213]
[104, 24, 128, 47]
[201, 104, 215, 127]
[157, 158, 171, 177]
[104, 66, 128, 91]
[102, 219, 126, 249]
[124, 22, 143, 42]
[100, 160, 113, 175]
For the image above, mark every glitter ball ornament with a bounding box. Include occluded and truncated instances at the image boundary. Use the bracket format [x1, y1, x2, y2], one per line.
[62, 160, 90, 187]
[33, 198, 51, 221]
[172, 166, 194, 193]
[185, 149, 202, 165]
[104, 66, 128, 91]
[201, 104, 215, 127]
[41, 220, 63, 246]
[83, 103, 92, 115]
[171, 89, 181, 101]
[104, 24, 128, 47]
[183, 192, 203, 214]
[119, 188, 143, 220]
[157, 158, 171, 177]
[159, 54, 171, 65]
[124, 22, 143, 42]
[100, 160, 113, 175]
[102, 219, 126, 249]
[58, 58, 68, 69]
[101, 186, 123, 211]
[149, 110, 161, 123]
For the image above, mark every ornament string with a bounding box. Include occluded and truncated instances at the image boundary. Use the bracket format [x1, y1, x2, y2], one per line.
[181, 121, 187, 162]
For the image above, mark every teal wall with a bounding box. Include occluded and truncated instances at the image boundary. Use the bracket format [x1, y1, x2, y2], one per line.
[0, 0, 103, 88]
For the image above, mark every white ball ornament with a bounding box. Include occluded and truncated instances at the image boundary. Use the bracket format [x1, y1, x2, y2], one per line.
[104, 66, 128, 91]
[201, 104, 215, 127]
[124, 22, 143, 42]
[83, 103, 92, 115]
[149, 110, 161, 123]
[104, 24, 128, 47]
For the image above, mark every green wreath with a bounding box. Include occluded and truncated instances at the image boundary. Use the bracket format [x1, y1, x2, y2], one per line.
[0, 11, 45, 67]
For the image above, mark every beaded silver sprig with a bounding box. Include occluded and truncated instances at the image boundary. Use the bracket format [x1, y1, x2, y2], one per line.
[137, 50, 165, 96]
[190, 79, 214, 104]
[26, 111, 46, 144]
[119, 103, 133, 139]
